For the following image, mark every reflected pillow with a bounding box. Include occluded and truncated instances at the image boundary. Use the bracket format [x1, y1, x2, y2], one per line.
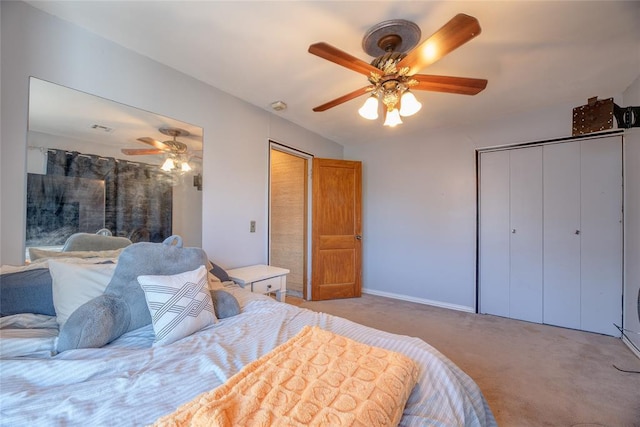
[29, 248, 124, 263]
[138, 265, 216, 346]
[48, 260, 116, 328]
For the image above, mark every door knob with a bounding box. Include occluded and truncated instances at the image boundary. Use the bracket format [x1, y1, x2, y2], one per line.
[511, 229, 516, 234]
[355, 235, 362, 240]
[575, 230, 580, 235]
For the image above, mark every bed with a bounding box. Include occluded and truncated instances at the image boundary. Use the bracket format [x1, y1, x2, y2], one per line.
[0, 251, 496, 426]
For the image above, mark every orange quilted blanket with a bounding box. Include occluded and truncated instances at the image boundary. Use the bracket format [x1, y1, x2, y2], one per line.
[154, 326, 419, 427]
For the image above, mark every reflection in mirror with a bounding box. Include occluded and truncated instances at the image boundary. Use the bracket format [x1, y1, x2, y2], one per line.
[26, 78, 203, 257]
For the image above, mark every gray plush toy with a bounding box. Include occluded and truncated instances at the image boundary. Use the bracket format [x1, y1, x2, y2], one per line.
[210, 289, 241, 319]
[57, 236, 221, 352]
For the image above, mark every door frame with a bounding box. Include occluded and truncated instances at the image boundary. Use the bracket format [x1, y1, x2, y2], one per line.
[268, 141, 314, 299]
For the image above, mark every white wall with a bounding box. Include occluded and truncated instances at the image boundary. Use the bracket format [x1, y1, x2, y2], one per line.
[0, 1, 342, 267]
[346, 94, 636, 311]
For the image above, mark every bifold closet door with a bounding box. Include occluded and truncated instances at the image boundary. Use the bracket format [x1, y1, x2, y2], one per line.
[479, 150, 510, 317]
[580, 137, 622, 336]
[508, 147, 543, 323]
[479, 146, 543, 322]
[480, 137, 621, 335]
[543, 141, 582, 330]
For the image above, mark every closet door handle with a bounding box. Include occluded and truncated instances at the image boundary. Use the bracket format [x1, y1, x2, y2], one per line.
[355, 234, 362, 240]
[511, 229, 516, 234]
[575, 230, 580, 235]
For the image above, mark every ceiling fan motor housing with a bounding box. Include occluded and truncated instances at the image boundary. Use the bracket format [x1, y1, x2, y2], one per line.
[159, 127, 189, 153]
[362, 19, 421, 57]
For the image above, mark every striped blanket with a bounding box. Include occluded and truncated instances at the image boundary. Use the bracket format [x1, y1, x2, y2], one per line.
[154, 325, 419, 426]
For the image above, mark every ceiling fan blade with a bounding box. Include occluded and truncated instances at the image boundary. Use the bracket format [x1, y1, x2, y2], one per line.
[412, 74, 487, 95]
[137, 137, 171, 151]
[309, 42, 381, 77]
[313, 86, 374, 112]
[121, 148, 165, 156]
[397, 14, 482, 75]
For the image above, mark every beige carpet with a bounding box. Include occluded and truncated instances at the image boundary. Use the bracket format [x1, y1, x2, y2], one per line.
[287, 294, 640, 427]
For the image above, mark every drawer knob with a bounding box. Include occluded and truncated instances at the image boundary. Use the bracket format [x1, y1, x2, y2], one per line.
[267, 284, 272, 289]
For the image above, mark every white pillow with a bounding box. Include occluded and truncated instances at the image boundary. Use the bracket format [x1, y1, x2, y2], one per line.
[48, 260, 116, 328]
[137, 265, 216, 346]
[208, 271, 225, 290]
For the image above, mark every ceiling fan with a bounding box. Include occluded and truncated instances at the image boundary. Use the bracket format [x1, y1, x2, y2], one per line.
[122, 127, 201, 172]
[308, 14, 488, 126]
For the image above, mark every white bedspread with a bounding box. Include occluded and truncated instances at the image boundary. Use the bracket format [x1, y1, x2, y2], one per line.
[0, 286, 496, 426]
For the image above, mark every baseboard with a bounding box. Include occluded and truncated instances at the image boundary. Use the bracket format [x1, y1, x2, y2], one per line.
[362, 287, 475, 313]
[622, 335, 640, 360]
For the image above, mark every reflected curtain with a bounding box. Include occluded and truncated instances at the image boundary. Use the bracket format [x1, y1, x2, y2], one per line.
[46, 149, 173, 242]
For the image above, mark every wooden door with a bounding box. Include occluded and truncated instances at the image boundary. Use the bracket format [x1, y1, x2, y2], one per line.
[509, 146, 543, 323]
[311, 158, 362, 300]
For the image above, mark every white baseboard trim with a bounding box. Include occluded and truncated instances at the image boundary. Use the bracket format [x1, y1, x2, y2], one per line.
[362, 288, 475, 313]
[622, 335, 640, 360]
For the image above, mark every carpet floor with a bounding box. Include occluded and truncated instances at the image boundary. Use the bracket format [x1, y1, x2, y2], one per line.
[287, 294, 640, 426]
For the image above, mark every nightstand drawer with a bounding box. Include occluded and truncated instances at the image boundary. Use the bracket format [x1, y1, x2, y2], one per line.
[227, 264, 289, 302]
[252, 276, 282, 294]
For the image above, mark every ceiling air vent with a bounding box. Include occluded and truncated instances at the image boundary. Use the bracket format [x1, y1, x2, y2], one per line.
[90, 124, 114, 133]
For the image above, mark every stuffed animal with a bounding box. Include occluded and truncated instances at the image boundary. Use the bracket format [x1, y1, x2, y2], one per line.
[57, 236, 228, 352]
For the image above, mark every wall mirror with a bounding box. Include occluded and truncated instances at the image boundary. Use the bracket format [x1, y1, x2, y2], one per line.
[26, 77, 203, 256]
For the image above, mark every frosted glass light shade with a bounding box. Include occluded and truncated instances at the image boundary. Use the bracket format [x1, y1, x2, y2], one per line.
[399, 91, 422, 117]
[161, 158, 175, 171]
[181, 162, 192, 172]
[358, 95, 379, 120]
[383, 108, 403, 127]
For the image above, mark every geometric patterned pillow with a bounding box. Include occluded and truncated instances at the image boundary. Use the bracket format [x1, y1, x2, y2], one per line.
[137, 265, 217, 346]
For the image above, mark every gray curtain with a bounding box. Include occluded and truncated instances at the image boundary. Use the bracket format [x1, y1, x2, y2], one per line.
[46, 149, 173, 243]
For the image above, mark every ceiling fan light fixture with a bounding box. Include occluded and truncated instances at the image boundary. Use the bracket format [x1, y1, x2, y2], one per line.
[161, 158, 175, 171]
[358, 95, 379, 120]
[181, 161, 192, 172]
[383, 108, 403, 127]
[399, 90, 422, 117]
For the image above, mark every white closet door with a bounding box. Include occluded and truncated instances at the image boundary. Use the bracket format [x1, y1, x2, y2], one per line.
[479, 150, 510, 317]
[580, 137, 622, 336]
[543, 142, 582, 329]
[509, 147, 543, 323]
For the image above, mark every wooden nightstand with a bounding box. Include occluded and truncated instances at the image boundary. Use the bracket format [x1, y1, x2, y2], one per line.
[227, 264, 289, 302]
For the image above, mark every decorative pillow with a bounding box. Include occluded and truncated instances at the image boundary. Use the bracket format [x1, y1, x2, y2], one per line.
[48, 260, 116, 328]
[138, 265, 216, 346]
[208, 261, 230, 282]
[0, 268, 55, 317]
[210, 289, 241, 319]
[29, 247, 124, 262]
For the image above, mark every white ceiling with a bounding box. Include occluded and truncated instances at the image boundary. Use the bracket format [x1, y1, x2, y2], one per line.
[26, 1, 640, 148]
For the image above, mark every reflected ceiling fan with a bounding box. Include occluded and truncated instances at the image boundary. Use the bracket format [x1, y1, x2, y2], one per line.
[122, 127, 201, 172]
[308, 14, 488, 127]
